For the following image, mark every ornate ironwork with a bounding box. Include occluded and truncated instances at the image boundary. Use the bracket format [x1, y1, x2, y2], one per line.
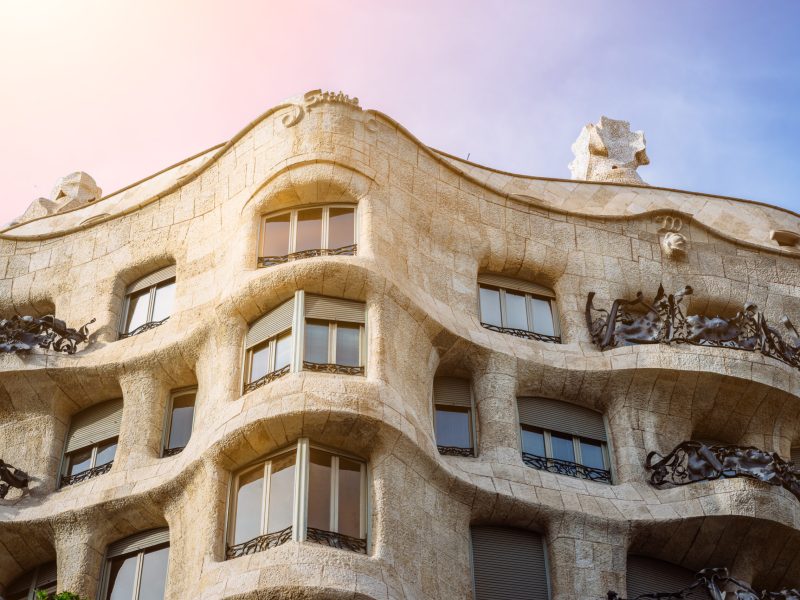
[302, 361, 365, 375]
[646, 441, 800, 501]
[0, 459, 29, 498]
[437, 446, 474, 457]
[522, 452, 612, 483]
[480, 322, 561, 344]
[258, 244, 358, 268]
[226, 526, 293, 558]
[0, 315, 94, 354]
[586, 285, 800, 372]
[243, 364, 291, 393]
[162, 446, 185, 457]
[60, 461, 112, 487]
[306, 527, 367, 554]
[119, 317, 169, 339]
[608, 567, 800, 600]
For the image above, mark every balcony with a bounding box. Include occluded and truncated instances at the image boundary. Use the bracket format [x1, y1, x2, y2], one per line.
[258, 244, 357, 268]
[522, 452, 612, 484]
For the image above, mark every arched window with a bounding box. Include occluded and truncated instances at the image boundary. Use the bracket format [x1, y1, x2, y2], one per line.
[60, 398, 122, 487]
[517, 397, 611, 483]
[258, 205, 357, 267]
[432, 377, 475, 456]
[120, 265, 176, 339]
[5, 562, 56, 600]
[471, 526, 549, 600]
[227, 439, 367, 559]
[626, 556, 697, 598]
[477, 274, 559, 343]
[162, 388, 196, 457]
[100, 529, 170, 600]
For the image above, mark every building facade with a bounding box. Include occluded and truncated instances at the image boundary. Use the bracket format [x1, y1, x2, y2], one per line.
[0, 90, 798, 599]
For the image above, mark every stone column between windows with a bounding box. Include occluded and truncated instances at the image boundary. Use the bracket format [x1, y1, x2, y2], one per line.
[116, 371, 170, 468]
[472, 354, 519, 462]
[54, 517, 104, 598]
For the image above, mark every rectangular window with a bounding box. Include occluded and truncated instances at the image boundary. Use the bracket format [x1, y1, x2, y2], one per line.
[102, 532, 170, 600]
[303, 320, 364, 373]
[244, 299, 295, 392]
[477, 275, 559, 343]
[432, 377, 474, 456]
[262, 212, 292, 257]
[435, 407, 472, 449]
[62, 398, 123, 487]
[163, 390, 196, 456]
[121, 265, 177, 338]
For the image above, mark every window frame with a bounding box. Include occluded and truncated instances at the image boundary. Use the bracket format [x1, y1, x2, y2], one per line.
[258, 204, 359, 262]
[99, 541, 170, 600]
[161, 387, 197, 457]
[119, 273, 176, 337]
[61, 436, 118, 484]
[5, 563, 57, 600]
[243, 330, 293, 391]
[303, 319, 366, 368]
[433, 405, 474, 455]
[520, 424, 611, 479]
[478, 283, 560, 339]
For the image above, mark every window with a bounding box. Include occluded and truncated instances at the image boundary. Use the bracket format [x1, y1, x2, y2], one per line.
[244, 298, 295, 392]
[477, 274, 559, 343]
[259, 205, 357, 267]
[517, 397, 611, 483]
[626, 556, 696, 598]
[227, 439, 367, 558]
[162, 389, 196, 457]
[100, 529, 169, 600]
[471, 526, 549, 600]
[120, 265, 176, 338]
[302, 295, 365, 375]
[433, 377, 474, 456]
[61, 399, 122, 487]
[5, 562, 57, 600]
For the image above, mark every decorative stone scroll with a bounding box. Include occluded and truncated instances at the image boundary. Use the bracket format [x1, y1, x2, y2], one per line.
[645, 441, 800, 501]
[586, 285, 800, 372]
[0, 315, 94, 354]
[608, 567, 800, 600]
[282, 89, 361, 128]
[0, 459, 29, 499]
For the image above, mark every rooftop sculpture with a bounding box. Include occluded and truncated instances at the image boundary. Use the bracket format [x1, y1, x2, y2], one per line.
[569, 116, 649, 184]
[11, 171, 102, 225]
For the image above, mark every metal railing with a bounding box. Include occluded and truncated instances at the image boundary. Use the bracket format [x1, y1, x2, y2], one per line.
[522, 452, 612, 483]
[480, 322, 561, 344]
[258, 244, 357, 268]
[60, 461, 113, 487]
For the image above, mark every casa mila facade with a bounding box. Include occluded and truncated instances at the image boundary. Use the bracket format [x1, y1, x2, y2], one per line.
[0, 91, 799, 600]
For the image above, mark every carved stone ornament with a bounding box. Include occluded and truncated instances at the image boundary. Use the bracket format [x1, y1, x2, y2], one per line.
[655, 215, 688, 258]
[0, 314, 95, 354]
[608, 567, 800, 600]
[569, 116, 649, 184]
[586, 285, 800, 372]
[11, 172, 102, 226]
[282, 89, 361, 128]
[0, 459, 29, 499]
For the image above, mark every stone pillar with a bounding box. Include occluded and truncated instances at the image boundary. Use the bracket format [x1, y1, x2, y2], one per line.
[54, 517, 104, 598]
[116, 371, 169, 469]
[473, 354, 519, 463]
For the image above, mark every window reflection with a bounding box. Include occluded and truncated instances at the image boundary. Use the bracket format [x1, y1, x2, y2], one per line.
[68, 447, 93, 476]
[95, 440, 117, 466]
[479, 287, 502, 327]
[521, 428, 546, 457]
[435, 407, 471, 448]
[262, 213, 291, 256]
[167, 393, 195, 450]
[138, 546, 169, 600]
[151, 281, 175, 322]
[266, 452, 295, 533]
[235, 468, 264, 545]
[328, 207, 355, 250]
[274, 332, 292, 370]
[125, 289, 149, 332]
[304, 321, 329, 364]
[107, 555, 137, 600]
[550, 433, 576, 462]
[248, 342, 270, 383]
[335, 324, 360, 366]
[338, 458, 362, 538]
[295, 208, 323, 252]
[505, 291, 528, 330]
[308, 449, 332, 531]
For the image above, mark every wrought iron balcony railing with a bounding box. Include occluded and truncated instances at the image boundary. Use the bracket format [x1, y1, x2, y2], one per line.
[60, 461, 113, 487]
[119, 317, 169, 340]
[437, 445, 474, 457]
[162, 446, 185, 457]
[0, 459, 29, 499]
[0, 315, 94, 354]
[646, 440, 800, 502]
[586, 284, 800, 373]
[302, 361, 365, 375]
[480, 322, 561, 344]
[522, 452, 612, 483]
[226, 526, 293, 558]
[306, 527, 367, 554]
[243, 364, 291, 393]
[608, 567, 799, 600]
[258, 244, 357, 268]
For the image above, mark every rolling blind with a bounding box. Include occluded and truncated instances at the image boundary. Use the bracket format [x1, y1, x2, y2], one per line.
[471, 526, 549, 600]
[127, 264, 177, 295]
[433, 377, 472, 408]
[791, 447, 800, 465]
[246, 298, 295, 348]
[517, 397, 607, 442]
[65, 398, 123, 453]
[107, 528, 170, 559]
[36, 561, 57, 586]
[626, 556, 700, 599]
[305, 295, 365, 323]
[477, 274, 555, 299]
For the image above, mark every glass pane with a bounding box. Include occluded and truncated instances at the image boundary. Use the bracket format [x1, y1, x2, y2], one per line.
[248, 342, 270, 383]
[435, 407, 471, 448]
[167, 394, 195, 449]
[262, 213, 291, 257]
[295, 208, 323, 252]
[335, 323, 360, 367]
[505, 291, 528, 330]
[151, 280, 175, 322]
[304, 321, 329, 364]
[139, 546, 169, 600]
[328, 207, 355, 250]
[551, 433, 576, 463]
[106, 554, 137, 600]
[531, 297, 555, 337]
[307, 449, 332, 531]
[580, 440, 605, 470]
[266, 451, 296, 533]
[125, 289, 150, 333]
[338, 458, 362, 538]
[274, 332, 292, 370]
[95, 440, 117, 467]
[479, 287, 501, 327]
[68, 447, 93, 475]
[521, 428, 546, 457]
[234, 467, 264, 545]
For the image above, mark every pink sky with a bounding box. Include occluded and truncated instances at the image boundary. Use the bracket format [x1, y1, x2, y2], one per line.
[2, 1, 798, 225]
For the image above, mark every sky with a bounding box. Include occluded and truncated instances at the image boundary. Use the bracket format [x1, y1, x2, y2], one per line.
[1, 0, 799, 225]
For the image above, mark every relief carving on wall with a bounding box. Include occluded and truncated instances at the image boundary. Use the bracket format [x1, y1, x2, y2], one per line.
[0, 315, 95, 354]
[655, 215, 688, 258]
[282, 89, 361, 128]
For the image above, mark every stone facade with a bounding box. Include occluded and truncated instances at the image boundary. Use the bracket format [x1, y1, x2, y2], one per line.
[1, 89, 799, 599]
